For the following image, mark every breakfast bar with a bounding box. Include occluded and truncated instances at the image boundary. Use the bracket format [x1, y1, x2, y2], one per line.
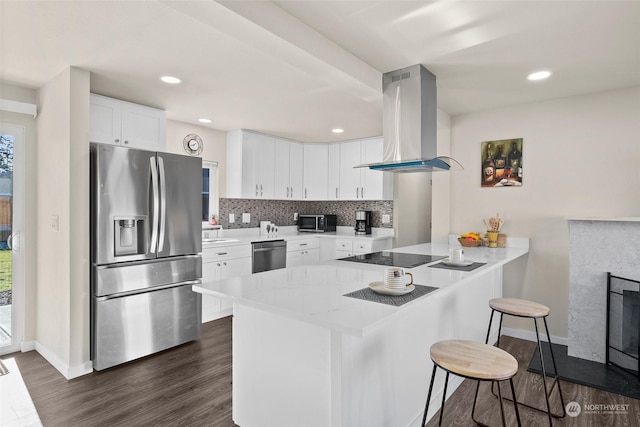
[193, 242, 529, 427]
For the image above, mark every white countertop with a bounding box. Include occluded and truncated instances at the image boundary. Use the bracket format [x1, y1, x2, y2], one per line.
[566, 217, 640, 222]
[193, 243, 529, 336]
[202, 227, 393, 249]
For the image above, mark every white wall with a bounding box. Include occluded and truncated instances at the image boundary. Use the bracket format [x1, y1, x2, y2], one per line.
[0, 82, 38, 344]
[450, 86, 640, 337]
[165, 120, 227, 197]
[36, 67, 91, 378]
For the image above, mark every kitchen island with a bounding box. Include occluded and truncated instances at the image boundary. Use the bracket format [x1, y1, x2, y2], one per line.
[193, 241, 528, 427]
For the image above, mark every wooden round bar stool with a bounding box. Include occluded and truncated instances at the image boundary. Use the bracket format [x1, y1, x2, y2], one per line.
[485, 298, 566, 426]
[421, 340, 521, 427]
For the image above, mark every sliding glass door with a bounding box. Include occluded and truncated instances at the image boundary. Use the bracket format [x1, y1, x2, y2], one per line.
[0, 124, 24, 355]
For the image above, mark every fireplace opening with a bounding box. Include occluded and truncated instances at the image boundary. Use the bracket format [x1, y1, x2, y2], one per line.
[606, 272, 639, 380]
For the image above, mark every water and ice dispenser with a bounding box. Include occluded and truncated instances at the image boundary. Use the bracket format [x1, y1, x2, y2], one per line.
[114, 216, 146, 256]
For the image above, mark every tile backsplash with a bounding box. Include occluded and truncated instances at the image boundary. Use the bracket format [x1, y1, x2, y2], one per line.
[219, 198, 393, 229]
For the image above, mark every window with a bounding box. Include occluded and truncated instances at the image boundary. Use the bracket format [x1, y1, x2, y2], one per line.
[202, 160, 218, 224]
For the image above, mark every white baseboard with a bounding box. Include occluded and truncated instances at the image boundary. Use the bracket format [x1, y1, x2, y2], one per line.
[20, 340, 36, 352]
[34, 341, 93, 380]
[501, 327, 568, 347]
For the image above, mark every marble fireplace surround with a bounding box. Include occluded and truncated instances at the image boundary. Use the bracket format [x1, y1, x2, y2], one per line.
[567, 217, 640, 363]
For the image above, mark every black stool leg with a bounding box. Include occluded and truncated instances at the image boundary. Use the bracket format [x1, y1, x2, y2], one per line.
[485, 309, 496, 344]
[472, 379, 481, 422]
[534, 318, 554, 426]
[510, 378, 522, 427]
[496, 313, 504, 347]
[496, 380, 507, 427]
[438, 372, 450, 426]
[421, 364, 438, 427]
[543, 317, 567, 417]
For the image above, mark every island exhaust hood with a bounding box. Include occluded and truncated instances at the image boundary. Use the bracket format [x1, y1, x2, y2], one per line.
[358, 64, 462, 173]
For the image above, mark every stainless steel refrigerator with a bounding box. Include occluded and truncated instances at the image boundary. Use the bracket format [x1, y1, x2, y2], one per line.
[90, 143, 202, 370]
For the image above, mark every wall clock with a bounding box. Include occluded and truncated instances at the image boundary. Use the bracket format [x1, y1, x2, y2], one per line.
[183, 133, 203, 156]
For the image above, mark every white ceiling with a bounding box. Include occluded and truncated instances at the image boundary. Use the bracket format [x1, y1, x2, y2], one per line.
[1, 1, 638, 142]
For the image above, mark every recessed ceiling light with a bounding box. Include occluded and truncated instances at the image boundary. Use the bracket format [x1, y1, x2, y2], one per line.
[332, 128, 344, 134]
[527, 71, 552, 81]
[160, 75, 182, 84]
[198, 118, 212, 124]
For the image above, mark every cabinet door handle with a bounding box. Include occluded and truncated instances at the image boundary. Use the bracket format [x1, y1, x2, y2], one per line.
[300, 243, 307, 246]
[305, 188, 307, 198]
[361, 187, 364, 198]
[256, 184, 258, 196]
[223, 262, 227, 266]
[335, 188, 338, 199]
[124, 140, 129, 145]
[115, 138, 120, 143]
[215, 252, 228, 256]
[260, 184, 263, 196]
[356, 187, 358, 198]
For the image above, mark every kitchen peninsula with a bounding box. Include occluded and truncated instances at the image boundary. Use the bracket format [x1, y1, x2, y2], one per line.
[193, 241, 529, 427]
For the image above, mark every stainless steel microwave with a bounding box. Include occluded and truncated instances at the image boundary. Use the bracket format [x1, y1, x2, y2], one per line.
[298, 214, 337, 233]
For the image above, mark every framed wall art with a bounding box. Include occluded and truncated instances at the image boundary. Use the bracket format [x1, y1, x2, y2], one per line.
[481, 138, 523, 187]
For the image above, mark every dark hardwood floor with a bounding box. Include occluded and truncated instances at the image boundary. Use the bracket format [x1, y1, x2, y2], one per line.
[7, 317, 236, 427]
[4, 319, 639, 426]
[425, 336, 640, 427]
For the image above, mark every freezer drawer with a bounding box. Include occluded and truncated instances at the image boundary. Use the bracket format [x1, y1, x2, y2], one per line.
[93, 255, 201, 297]
[92, 284, 201, 370]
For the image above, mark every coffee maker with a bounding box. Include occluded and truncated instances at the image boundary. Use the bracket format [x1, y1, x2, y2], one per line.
[355, 210, 372, 235]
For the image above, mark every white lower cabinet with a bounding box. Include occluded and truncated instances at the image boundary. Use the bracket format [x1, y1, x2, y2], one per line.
[201, 244, 252, 322]
[286, 238, 320, 267]
[334, 237, 392, 259]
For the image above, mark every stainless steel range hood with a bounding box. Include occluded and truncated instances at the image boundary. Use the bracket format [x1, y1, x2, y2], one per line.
[359, 64, 462, 173]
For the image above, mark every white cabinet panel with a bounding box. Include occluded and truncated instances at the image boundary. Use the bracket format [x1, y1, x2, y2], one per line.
[202, 243, 251, 322]
[361, 137, 386, 200]
[227, 130, 275, 199]
[274, 138, 289, 199]
[327, 144, 341, 200]
[90, 94, 166, 151]
[303, 144, 328, 200]
[274, 138, 303, 200]
[287, 248, 320, 267]
[289, 142, 303, 199]
[338, 137, 391, 200]
[339, 141, 362, 200]
[287, 237, 320, 267]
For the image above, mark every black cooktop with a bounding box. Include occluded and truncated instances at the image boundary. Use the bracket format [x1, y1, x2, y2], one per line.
[338, 251, 446, 269]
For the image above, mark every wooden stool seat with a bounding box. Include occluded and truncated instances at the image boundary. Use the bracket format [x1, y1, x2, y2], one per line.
[489, 298, 549, 318]
[431, 340, 518, 381]
[422, 340, 521, 427]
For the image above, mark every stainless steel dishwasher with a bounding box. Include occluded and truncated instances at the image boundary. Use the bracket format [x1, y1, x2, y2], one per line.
[252, 239, 287, 273]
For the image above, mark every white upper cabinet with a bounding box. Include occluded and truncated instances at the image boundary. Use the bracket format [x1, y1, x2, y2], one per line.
[274, 138, 303, 199]
[227, 130, 275, 199]
[327, 144, 341, 200]
[338, 137, 392, 200]
[339, 140, 362, 200]
[303, 144, 328, 200]
[90, 94, 166, 151]
[227, 131, 391, 201]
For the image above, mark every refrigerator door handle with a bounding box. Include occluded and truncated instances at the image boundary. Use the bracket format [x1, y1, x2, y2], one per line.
[158, 156, 167, 252]
[149, 156, 159, 253]
[95, 280, 201, 301]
